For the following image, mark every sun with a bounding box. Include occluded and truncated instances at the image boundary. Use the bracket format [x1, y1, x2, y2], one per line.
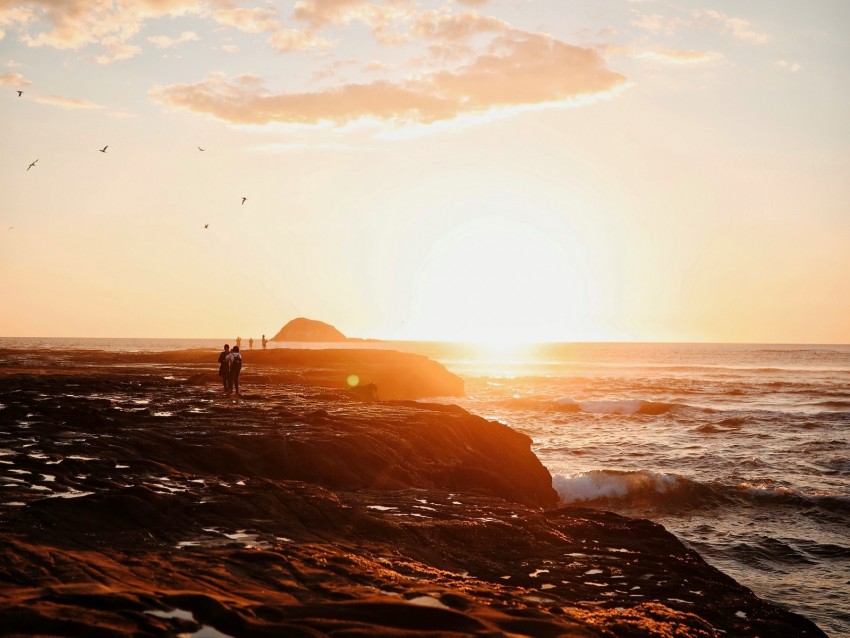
[408, 216, 599, 344]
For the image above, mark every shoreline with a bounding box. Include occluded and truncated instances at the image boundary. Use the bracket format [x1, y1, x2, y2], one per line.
[0, 348, 827, 636]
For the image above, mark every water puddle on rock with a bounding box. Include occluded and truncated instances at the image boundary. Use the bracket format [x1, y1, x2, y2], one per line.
[146, 609, 234, 638]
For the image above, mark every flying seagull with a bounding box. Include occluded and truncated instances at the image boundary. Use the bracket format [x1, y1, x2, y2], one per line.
[204, 224, 209, 229]
[99, 145, 108, 153]
[241, 197, 247, 205]
[27, 159, 38, 171]
[198, 146, 205, 151]
[16, 91, 23, 97]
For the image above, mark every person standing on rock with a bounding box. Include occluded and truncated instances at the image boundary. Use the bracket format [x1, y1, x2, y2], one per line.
[236, 336, 242, 349]
[261, 335, 267, 349]
[217, 344, 230, 394]
[249, 337, 254, 350]
[226, 345, 243, 396]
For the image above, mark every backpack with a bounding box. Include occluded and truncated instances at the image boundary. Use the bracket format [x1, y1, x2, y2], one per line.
[230, 353, 242, 371]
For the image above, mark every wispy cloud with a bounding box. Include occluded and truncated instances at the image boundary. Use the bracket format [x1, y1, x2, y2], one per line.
[147, 31, 199, 49]
[775, 60, 802, 73]
[631, 8, 768, 44]
[602, 44, 723, 65]
[213, 7, 281, 34]
[693, 10, 769, 44]
[0, 71, 31, 85]
[631, 13, 685, 34]
[0, 6, 36, 40]
[151, 31, 628, 127]
[2, 0, 202, 62]
[411, 9, 508, 41]
[292, 0, 417, 43]
[34, 94, 105, 109]
[268, 27, 331, 52]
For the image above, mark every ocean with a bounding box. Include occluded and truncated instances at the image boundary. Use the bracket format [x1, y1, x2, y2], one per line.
[422, 341, 850, 637]
[2, 338, 848, 635]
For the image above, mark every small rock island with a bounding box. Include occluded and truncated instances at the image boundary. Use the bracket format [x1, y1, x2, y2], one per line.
[272, 317, 349, 342]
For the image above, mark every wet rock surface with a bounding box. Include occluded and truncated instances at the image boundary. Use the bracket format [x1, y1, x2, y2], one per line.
[0, 353, 827, 637]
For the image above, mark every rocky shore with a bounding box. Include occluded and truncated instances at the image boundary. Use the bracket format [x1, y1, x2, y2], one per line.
[0, 348, 826, 637]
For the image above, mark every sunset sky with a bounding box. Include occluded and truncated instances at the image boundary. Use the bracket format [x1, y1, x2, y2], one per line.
[1, 0, 848, 343]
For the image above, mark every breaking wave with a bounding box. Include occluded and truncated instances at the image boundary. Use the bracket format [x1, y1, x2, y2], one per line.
[553, 470, 850, 514]
[498, 397, 682, 416]
[552, 470, 722, 509]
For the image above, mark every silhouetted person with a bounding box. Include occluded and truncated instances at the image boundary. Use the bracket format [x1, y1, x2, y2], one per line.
[226, 346, 242, 395]
[261, 334, 267, 349]
[217, 344, 230, 393]
[249, 337, 254, 350]
[236, 336, 242, 349]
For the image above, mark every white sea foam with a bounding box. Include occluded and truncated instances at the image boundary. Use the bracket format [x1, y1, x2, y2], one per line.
[739, 483, 850, 506]
[546, 397, 678, 415]
[552, 470, 681, 503]
[578, 399, 643, 415]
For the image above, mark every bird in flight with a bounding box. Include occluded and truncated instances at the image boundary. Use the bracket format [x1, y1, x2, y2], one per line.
[241, 197, 247, 205]
[198, 146, 205, 151]
[204, 224, 209, 229]
[8, 227, 14, 230]
[99, 145, 108, 153]
[16, 91, 23, 97]
[27, 159, 38, 171]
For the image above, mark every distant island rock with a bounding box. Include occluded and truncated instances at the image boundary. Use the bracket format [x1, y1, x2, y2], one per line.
[272, 317, 347, 342]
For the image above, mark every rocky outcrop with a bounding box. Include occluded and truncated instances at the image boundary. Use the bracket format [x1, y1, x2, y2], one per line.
[0, 346, 465, 400]
[272, 317, 347, 342]
[0, 355, 828, 638]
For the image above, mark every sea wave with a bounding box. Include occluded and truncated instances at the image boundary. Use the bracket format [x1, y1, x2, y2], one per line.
[552, 470, 722, 507]
[498, 397, 682, 416]
[553, 470, 850, 514]
[809, 400, 850, 410]
[737, 482, 850, 511]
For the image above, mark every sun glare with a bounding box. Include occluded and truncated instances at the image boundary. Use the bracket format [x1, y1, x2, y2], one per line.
[409, 216, 598, 344]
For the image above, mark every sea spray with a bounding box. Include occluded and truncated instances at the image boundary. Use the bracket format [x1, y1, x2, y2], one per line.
[553, 470, 680, 503]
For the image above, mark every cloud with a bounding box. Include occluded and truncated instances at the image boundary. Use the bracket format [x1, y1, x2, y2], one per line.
[365, 60, 393, 73]
[147, 30, 199, 49]
[411, 9, 509, 41]
[34, 94, 105, 109]
[213, 7, 280, 33]
[631, 8, 768, 44]
[293, 0, 381, 28]
[1, 0, 201, 61]
[631, 13, 685, 34]
[694, 9, 768, 44]
[0, 71, 30, 85]
[312, 58, 358, 82]
[455, 0, 488, 7]
[94, 35, 142, 64]
[267, 27, 331, 52]
[775, 60, 801, 73]
[151, 32, 628, 127]
[292, 0, 416, 43]
[639, 47, 722, 65]
[0, 5, 36, 40]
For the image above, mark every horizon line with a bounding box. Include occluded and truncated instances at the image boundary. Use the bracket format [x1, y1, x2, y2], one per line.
[1, 335, 849, 347]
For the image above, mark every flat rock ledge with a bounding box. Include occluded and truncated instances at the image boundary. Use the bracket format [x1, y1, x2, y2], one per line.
[0, 354, 827, 637]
